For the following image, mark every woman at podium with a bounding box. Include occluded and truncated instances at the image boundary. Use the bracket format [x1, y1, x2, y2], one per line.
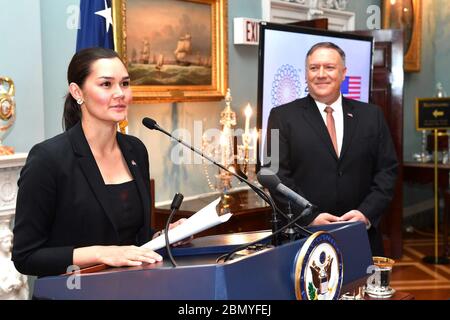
[11, 48, 186, 277]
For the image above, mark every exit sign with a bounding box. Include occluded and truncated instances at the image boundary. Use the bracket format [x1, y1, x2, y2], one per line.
[234, 17, 260, 45]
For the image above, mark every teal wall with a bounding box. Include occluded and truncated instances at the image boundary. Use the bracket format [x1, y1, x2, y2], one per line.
[40, 0, 79, 138]
[0, 0, 78, 149]
[228, 0, 261, 122]
[434, 0, 450, 96]
[347, 0, 381, 30]
[401, 0, 450, 161]
[0, 0, 45, 152]
[403, 0, 437, 160]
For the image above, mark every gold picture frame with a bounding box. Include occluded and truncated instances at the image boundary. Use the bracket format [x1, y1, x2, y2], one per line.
[383, 0, 422, 72]
[112, 0, 228, 103]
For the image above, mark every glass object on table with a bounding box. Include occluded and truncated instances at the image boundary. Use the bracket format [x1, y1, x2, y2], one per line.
[412, 130, 432, 162]
[365, 256, 396, 299]
[435, 82, 447, 98]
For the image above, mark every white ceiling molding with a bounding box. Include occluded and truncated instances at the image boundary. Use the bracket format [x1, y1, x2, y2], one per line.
[262, 0, 355, 31]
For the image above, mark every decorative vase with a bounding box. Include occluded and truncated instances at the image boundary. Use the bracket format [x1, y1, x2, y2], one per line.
[0, 77, 16, 155]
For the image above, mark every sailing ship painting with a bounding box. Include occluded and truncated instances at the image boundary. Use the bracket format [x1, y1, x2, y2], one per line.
[174, 34, 192, 66]
[125, 0, 212, 86]
[155, 54, 164, 72]
[139, 39, 151, 64]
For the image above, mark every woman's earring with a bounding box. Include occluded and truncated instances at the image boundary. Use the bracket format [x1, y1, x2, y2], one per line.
[76, 98, 84, 105]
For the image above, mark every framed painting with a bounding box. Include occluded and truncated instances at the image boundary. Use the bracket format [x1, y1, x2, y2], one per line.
[112, 0, 228, 103]
[383, 0, 422, 72]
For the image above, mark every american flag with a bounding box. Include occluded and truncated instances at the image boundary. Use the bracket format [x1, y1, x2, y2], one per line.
[341, 76, 361, 100]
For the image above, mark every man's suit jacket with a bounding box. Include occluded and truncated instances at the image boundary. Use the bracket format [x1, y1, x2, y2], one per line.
[12, 121, 153, 277]
[265, 95, 398, 256]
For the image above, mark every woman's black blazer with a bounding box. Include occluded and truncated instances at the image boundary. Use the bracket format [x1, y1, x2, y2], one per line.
[12, 121, 153, 277]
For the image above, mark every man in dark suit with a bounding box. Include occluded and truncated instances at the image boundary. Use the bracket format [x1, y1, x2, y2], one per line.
[265, 42, 398, 256]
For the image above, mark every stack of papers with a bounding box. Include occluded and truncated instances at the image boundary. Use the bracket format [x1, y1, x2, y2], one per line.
[141, 197, 232, 251]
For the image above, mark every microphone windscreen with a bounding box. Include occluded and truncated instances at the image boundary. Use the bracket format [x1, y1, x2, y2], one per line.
[170, 193, 184, 210]
[257, 168, 281, 190]
[142, 117, 158, 130]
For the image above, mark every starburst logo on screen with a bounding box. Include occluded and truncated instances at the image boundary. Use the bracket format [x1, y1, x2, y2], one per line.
[271, 64, 302, 108]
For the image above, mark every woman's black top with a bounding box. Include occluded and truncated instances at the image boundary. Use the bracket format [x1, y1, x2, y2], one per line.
[105, 180, 144, 245]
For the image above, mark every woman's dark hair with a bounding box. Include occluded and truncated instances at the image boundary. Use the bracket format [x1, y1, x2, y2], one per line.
[63, 47, 122, 131]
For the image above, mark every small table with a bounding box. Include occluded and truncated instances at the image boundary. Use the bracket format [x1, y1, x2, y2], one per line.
[403, 161, 449, 259]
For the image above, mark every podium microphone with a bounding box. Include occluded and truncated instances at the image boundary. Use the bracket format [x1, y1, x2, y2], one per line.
[257, 168, 313, 209]
[142, 117, 292, 246]
[164, 193, 184, 267]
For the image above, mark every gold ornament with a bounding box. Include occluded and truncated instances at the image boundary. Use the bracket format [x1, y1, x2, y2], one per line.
[0, 77, 16, 155]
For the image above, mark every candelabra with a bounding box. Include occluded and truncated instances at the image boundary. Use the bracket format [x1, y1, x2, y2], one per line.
[202, 89, 236, 213]
[202, 89, 258, 213]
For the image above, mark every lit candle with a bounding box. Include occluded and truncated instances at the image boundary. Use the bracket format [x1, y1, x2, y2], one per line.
[244, 103, 252, 138]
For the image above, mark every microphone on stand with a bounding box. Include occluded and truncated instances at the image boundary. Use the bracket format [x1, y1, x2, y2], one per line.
[257, 168, 316, 239]
[219, 171, 316, 262]
[257, 168, 313, 209]
[142, 117, 311, 246]
[164, 193, 184, 268]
